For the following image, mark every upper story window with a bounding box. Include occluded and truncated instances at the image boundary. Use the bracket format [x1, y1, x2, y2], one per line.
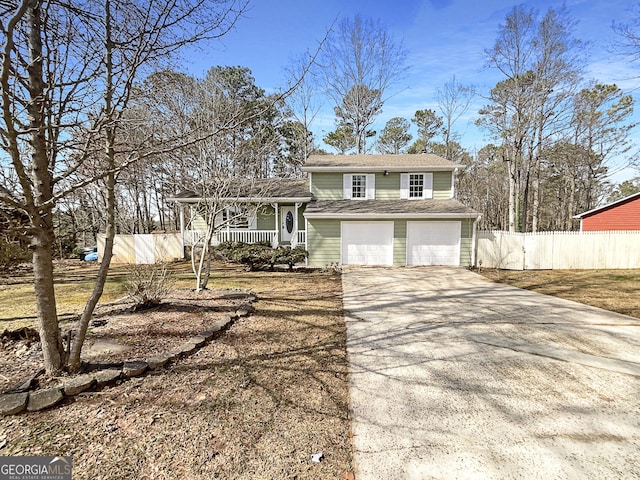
[401, 172, 433, 199]
[409, 174, 424, 198]
[352, 175, 367, 198]
[343, 174, 375, 200]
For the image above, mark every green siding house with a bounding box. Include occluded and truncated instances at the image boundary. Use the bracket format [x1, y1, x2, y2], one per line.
[172, 154, 481, 267]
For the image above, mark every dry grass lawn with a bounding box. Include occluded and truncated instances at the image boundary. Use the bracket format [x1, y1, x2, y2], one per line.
[479, 268, 640, 320]
[0, 262, 353, 479]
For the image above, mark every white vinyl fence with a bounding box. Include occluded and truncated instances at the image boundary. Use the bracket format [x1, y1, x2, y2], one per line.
[97, 233, 183, 264]
[477, 230, 640, 270]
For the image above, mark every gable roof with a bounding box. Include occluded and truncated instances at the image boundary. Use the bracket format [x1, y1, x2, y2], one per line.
[574, 191, 640, 219]
[170, 178, 311, 203]
[303, 154, 460, 172]
[304, 199, 479, 219]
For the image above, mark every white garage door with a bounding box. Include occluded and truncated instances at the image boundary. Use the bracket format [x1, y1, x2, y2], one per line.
[342, 222, 394, 266]
[407, 221, 461, 266]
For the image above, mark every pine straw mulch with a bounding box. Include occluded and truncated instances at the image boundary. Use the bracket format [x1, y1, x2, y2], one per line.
[0, 269, 354, 479]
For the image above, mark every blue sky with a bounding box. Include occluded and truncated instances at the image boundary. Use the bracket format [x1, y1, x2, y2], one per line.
[183, 0, 639, 183]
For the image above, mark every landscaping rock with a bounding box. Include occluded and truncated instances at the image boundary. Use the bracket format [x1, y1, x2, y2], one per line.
[93, 368, 121, 387]
[171, 342, 198, 357]
[146, 354, 171, 370]
[84, 360, 124, 372]
[236, 307, 251, 317]
[62, 374, 95, 396]
[218, 291, 251, 300]
[188, 336, 206, 348]
[6, 369, 44, 394]
[122, 361, 148, 377]
[27, 388, 63, 412]
[0, 392, 29, 416]
[200, 328, 219, 340]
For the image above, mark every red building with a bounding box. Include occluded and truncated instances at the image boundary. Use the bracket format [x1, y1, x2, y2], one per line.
[575, 192, 640, 231]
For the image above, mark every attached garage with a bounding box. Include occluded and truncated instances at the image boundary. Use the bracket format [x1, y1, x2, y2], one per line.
[341, 221, 394, 265]
[304, 199, 480, 268]
[406, 221, 461, 266]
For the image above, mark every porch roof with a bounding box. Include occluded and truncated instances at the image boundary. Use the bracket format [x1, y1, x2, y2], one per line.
[170, 178, 312, 203]
[303, 199, 480, 219]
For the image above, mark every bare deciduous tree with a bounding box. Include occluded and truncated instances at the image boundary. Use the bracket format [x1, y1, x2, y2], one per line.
[318, 15, 408, 153]
[0, 0, 248, 375]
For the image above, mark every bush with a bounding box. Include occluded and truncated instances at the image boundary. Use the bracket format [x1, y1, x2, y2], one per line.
[214, 241, 308, 271]
[230, 243, 274, 271]
[271, 246, 308, 271]
[0, 237, 30, 268]
[124, 262, 175, 310]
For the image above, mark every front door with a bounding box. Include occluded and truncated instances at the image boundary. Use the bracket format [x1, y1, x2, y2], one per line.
[280, 206, 295, 243]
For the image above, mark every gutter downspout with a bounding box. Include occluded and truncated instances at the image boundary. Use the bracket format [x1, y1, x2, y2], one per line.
[471, 214, 481, 268]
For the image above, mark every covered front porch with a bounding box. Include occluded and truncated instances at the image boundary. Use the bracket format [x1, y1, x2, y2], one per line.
[181, 202, 307, 250]
[170, 178, 312, 255]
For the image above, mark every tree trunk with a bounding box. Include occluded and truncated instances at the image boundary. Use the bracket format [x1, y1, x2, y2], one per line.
[26, 2, 65, 375]
[32, 232, 65, 374]
[69, 0, 117, 372]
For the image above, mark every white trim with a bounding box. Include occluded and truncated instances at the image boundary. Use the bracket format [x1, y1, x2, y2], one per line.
[168, 196, 312, 204]
[305, 212, 481, 219]
[401, 172, 432, 199]
[573, 191, 640, 219]
[343, 173, 374, 200]
[303, 166, 457, 173]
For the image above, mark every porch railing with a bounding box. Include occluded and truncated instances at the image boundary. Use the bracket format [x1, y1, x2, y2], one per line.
[295, 230, 306, 247]
[215, 229, 277, 246]
[183, 229, 278, 247]
[184, 229, 306, 249]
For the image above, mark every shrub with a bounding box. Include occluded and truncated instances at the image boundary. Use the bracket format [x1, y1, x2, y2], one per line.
[271, 246, 308, 270]
[0, 237, 30, 267]
[124, 262, 175, 310]
[230, 243, 274, 271]
[214, 241, 308, 271]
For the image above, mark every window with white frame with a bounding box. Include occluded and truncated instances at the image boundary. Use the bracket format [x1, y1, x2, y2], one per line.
[352, 175, 367, 198]
[409, 174, 424, 198]
[343, 174, 375, 200]
[401, 172, 433, 199]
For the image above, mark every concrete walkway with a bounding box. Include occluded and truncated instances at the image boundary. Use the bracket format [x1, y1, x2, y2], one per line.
[342, 267, 640, 480]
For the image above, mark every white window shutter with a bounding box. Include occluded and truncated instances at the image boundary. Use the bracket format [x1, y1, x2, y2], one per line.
[424, 172, 433, 199]
[343, 174, 352, 199]
[366, 174, 375, 199]
[400, 173, 409, 199]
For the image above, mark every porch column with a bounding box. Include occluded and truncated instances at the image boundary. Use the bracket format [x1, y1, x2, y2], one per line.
[293, 202, 302, 247]
[271, 202, 279, 247]
[179, 206, 185, 257]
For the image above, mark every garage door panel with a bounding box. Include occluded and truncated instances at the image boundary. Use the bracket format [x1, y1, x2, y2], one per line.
[342, 222, 394, 266]
[407, 221, 461, 266]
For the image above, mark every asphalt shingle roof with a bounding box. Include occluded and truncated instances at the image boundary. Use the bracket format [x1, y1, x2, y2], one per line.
[304, 154, 460, 169]
[304, 199, 478, 216]
[172, 178, 311, 201]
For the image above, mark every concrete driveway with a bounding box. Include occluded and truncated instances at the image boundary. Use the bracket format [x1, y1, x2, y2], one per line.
[342, 267, 640, 480]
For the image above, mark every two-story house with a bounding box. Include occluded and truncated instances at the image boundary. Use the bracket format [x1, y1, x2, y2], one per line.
[302, 154, 480, 267]
[173, 153, 480, 267]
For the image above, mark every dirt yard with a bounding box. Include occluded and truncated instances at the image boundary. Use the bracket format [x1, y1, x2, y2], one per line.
[479, 268, 640, 320]
[0, 262, 353, 479]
